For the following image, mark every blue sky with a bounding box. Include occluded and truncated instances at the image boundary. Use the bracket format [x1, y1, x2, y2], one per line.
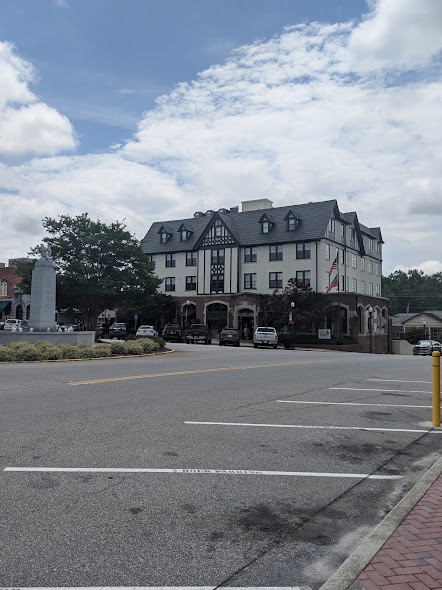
[0, 0, 441, 275]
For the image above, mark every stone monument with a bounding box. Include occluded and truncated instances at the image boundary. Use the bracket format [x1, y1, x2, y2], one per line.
[28, 244, 57, 331]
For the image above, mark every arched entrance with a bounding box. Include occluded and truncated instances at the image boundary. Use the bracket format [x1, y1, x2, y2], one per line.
[206, 302, 228, 331]
[182, 302, 196, 328]
[237, 308, 255, 336]
[15, 304, 23, 320]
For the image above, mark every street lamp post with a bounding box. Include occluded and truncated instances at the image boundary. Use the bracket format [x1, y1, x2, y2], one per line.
[185, 300, 191, 328]
[423, 319, 426, 339]
[289, 301, 296, 350]
[368, 306, 373, 354]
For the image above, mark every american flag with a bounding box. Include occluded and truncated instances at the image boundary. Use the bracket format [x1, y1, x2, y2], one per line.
[328, 255, 338, 277]
[327, 274, 338, 293]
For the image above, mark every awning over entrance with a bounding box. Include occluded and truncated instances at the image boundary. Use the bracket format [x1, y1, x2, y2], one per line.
[0, 300, 11, 312]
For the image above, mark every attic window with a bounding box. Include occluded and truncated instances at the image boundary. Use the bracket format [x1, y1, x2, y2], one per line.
[262, 221, 269, 234]
[160, 231, 169, 243]
[180, 229, 188, 241]
[214, 218, 222, 237]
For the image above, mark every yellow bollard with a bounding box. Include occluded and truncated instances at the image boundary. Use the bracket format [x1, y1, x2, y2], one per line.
[433, 351, 440, 427]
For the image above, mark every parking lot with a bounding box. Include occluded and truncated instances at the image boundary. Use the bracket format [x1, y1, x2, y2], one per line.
[0, 344, 440, 589]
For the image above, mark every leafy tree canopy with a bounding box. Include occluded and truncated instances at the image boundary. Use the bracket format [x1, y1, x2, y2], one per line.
[259, 278, 331, 331]
[18, 213, 161, 329]
[382, 270, 442, 315]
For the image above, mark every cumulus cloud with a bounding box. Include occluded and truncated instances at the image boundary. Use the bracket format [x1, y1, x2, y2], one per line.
[0, 0, 441, 275]
[0, 41, 77, 156]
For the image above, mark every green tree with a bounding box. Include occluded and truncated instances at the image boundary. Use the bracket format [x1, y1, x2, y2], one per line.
[19, 213, 161, 330]
[259, 278, 331, 332]
[382, 270, 442, 314]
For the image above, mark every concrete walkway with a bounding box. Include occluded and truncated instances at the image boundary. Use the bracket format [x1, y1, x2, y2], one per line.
[321, 457, 442, 590]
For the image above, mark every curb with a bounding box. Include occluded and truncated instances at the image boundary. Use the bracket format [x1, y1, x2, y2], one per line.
[319, 454, 442, 590]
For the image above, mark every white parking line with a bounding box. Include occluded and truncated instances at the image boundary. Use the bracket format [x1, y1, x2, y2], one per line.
[3, 467, 401, 479]
[367, 379, 431, 384]
[276, 400, 432, 408]
[0, 587, 306, 590]
[329, 387, 430, 394]
[185, 421, 442, 434]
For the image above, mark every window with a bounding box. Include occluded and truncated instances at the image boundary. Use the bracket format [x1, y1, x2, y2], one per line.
[165, 277, 175, 292]
[211, 273, 224, 293]
[361, 258, 366, 272]
[214, 218, 222, 237]
[340, 224, 345, 239]
[351, 253, 357, 269]
[375, 263, 380, 276]
[369, 282, 374, 296]
[296, 242, 311, 259]
[296, 271, 310, 288]
[350, 228, 356, 242]
[180, 229, 188, 241]
[361, 280, 366, 294]
[148, 255, 156, 268]
[288, 217, 296, 231]
[269, 272, 283, 289]
[368, 260, 373, 274]
[368, 238, 373, 250]
[345, 252, 349, 267]
[352, 278, 357, 293]
[166, 253, 176, 267]
[0, 278, 6, 297]
[244, 246, 257, 262]
[328, 219, 335, 233]
[186, 251, 197, 266]
[269, 244, 283, 261]
[262, 220, 269, 234]
[376, 242, 381, 254]
[326, 244, 330, 260]
[345, 276, 349, 292]
[244, 273, 257, 289]
[160, 231, 168, 243]
[211, 248, 225, 264]
[376, 284, 380, 296]
[186, 276, 197, 291]
[339, 249, 344, 265]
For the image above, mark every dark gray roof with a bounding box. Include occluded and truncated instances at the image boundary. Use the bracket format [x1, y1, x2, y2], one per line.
[141, 199, 377, 254]
[392, 311, 442, 326]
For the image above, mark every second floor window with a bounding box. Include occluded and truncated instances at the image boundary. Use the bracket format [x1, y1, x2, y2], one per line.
[368, 260, 373, 274]
[361, 257, 366, 272]
[166, 253, 176, 267]
[361, 280, 366, 294]
[211, 248, 225, 264]
[244, 273, 257, 289]
[328, 219, 335, 233]
[211, 273, 224, 293]
[269, 272, 283, 289]
[296, 270, 310, 288]
[351, 253, 357, 268]
[186, 251, 196, 266]
[244, 246, 257, 263]
[269, 244, 283, 261]
[296, 242, 311, 259]
[186, 276, 197, 290]
[165, 277, 175, 292]
[0, 278, 6, 297]
[352, 278, 357, 292]
[148, 255, 156, 268]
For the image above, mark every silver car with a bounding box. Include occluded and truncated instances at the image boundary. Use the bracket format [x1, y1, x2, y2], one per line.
[413, 340, 442, 356]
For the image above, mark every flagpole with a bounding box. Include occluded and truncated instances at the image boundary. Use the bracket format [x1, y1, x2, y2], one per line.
[337, 248, 341, 340]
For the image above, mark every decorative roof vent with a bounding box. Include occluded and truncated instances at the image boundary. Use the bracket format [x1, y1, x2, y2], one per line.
[230, 206, 239, 214]
[218, 208, 229, 214]
[205, 210, 215, 216]
[194, 211, 205, 218]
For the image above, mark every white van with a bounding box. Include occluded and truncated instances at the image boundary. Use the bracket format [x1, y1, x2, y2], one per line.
[4, 319, 26, 330]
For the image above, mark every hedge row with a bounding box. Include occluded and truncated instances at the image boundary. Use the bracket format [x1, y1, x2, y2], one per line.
[0, 337, 166, 363]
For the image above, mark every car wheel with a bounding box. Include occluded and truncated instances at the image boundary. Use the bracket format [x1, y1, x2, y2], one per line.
[273, 345, 277, 349]
[235, 342, 240, 347]
[254, 343, 258, 348]
[219, 341, 223, 346]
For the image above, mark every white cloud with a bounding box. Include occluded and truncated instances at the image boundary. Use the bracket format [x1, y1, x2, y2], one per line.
[0, 41, 77, 156]
[0, 0, 441, 276]
[392, 261, 442, 276]
[113, 88, 135, 95]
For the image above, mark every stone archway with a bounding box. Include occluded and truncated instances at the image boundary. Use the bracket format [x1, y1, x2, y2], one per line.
[15, 304, 23, 320]
[237, 308, 255, 336]
[205, 302, 228, 331]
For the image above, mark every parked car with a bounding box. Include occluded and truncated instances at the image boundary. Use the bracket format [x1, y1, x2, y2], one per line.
[136, 325, 158, 337]
[219, 328, 240, 347]
[253, 326, 278, 349]
[108, 322, 133, 340]
[162, 324, 183, 342]
[0, 320, 4, 330]
[413, 340, 442, 356]
[4, 319, 27, 331]
[184, 324, 212, 344]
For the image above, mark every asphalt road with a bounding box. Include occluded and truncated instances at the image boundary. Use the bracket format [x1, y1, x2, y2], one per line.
[0, 343, 440, 589]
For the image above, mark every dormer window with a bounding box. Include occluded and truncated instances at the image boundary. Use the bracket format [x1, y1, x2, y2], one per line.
[259, 213, 274, 234]
[158, 226, 172, 243]
[262, 221, 269, 234]
[214, 219, 222, 237]
[178, 223, 193, 242]
[181, 229, 188, 241]
[284, 210, 300, 231]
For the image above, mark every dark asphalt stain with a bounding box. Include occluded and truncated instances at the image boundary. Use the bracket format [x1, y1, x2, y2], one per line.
[28, 475, 60, 489]
[32, 456, 41, 460]
[364, 411, 393, 418]
[233, 503, 311, 540]
[129, 507, 143, 515]
[164, 451, 179, 456]
[181, 503, 198, 514]
[74, 474, 95, 483]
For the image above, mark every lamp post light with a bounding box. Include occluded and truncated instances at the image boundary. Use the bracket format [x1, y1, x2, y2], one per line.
[368, 306, 373, 354]
[289, 301, 296, 350]
[423, 319, 427, 339]
[185, 300, 191, 328]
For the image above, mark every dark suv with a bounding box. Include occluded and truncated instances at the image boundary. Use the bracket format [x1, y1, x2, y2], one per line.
[108, 322, 133, 340]
[162, 324, 183, 342]
[219, 328, 240, 347]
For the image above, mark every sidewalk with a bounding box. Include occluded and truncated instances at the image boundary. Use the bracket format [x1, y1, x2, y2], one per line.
[321, 457, 442, 590]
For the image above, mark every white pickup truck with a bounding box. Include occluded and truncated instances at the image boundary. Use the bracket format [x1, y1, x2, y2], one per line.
[253, 326, 278, 349]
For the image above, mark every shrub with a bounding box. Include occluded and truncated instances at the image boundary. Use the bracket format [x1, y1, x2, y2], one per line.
[75, 345, 96, 358]
[10, 343, 42, 362]
[92, 344, 111, 358]
[33, 340, 63, 360]
[137, 338, 158, 353]
[124, 341, 144, 355]
[0, 346, 14, 362]
[110, 341, 127, 355]
[59, 344, 81, 359]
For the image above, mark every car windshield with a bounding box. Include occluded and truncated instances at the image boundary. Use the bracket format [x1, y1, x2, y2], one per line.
[222, 329, 237, 333]
[113, 323, 126, 328]
[417, 341, 431, 345]
[256, 327, 275, 332]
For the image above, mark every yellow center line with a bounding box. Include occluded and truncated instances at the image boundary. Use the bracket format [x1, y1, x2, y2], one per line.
[67, 360, 334, 386]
